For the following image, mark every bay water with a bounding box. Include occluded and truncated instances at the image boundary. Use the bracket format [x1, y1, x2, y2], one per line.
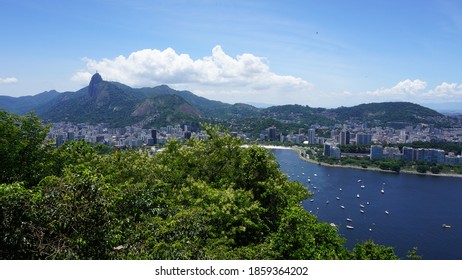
[272, 149, 462, 260]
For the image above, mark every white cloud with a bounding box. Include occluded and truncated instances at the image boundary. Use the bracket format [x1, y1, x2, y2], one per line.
[427, 82, 462, 97]
[367, 79, 427, 97]
[71, 45, 314, 104]
[359, 79, 462, 105]
[0, 77, 18, 84]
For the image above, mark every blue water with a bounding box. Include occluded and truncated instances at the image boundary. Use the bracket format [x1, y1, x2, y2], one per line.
[271, 149, 462, 260]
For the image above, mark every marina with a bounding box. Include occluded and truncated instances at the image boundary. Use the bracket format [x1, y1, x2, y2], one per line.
[272, 148, 462, 260]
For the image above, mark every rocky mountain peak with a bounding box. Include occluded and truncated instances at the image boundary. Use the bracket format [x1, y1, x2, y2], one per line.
[88, 73, 103, 97]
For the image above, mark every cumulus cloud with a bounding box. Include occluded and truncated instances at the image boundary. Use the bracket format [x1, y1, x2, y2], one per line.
[71, 45, 313, 104]
[0, 77, 18, 84]
[361, 79, 462, 104]
[367, 79, 427, 97]
[427, 82, 462, 97]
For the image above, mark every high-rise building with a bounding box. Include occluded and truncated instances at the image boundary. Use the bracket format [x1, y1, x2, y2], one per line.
[268, 126, 277, 141]
[324, 143, 340, 159]
[370, 145, 384, 160]
[151, 129, 157, 145]
[340, 130, 350, 145]
[308, 129, 316, 144]
[330, 145, 341, 159]
[356, 133, 372, 145]
[323, 143, 332, 157]
[56, 134, 64, 147]
[402, 147, 414, 161]
[67, 131, 75, 141]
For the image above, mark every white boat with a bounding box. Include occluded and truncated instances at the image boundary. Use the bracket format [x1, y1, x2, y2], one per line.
[314, 173, 318, 177]
[346, 218, 353, 222]
[330, 223, 337, 227]
[326, 200, 329, 204]
[356, 194, 360, 198]
[442, 224, 452, 228]
[339, 188, 342, 191]
[361, 185, 365, 188]
[360, 209, 365, 213]
[346, 225, 354, 229]
[381, 188, 385, 194]
[360, 204, 365, 208]
[310, 199, 314, 202]
[357, 179, 362, 182]
[340, 205, 345, 209]
[336, 196, 340, 200]
[307, 178, 311, 183]
[385, 210, 389, 215]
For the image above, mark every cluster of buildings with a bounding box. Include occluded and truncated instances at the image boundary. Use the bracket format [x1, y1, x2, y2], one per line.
[370, 145, 462, 165]
[48, 119, 462, 166]
[49, 122, 206, 149]
[258, 122, 462, 165]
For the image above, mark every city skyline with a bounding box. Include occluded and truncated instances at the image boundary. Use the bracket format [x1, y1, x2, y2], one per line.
[1, 0, 462, 108]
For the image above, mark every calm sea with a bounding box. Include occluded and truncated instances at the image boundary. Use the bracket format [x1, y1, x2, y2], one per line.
[271, 148, 462, 260]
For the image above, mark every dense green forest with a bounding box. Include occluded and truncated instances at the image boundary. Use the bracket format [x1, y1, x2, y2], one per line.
[0, 110, 399, 260]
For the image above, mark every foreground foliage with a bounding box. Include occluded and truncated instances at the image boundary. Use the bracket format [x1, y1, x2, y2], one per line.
[1, 111, 398, 259]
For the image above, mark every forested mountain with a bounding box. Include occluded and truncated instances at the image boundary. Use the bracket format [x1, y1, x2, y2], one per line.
[0, 73, 454, 130]
[326, 102, 449, 126]
[0, 90, 60, 114]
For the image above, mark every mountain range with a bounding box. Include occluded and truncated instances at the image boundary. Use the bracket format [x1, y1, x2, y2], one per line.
[0, 73, 455, 132]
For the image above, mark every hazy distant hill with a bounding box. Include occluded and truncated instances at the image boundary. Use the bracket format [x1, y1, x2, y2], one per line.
[0, 73, 454, 129]
[0, 90, 60, 114]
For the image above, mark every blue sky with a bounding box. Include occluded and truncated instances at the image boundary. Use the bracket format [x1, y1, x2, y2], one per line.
[1, 0, 462, 108]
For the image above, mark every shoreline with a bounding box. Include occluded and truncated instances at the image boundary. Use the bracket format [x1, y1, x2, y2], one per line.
[284, 146, 462, 179]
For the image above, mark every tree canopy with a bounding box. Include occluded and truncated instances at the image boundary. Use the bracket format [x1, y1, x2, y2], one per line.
[0, 111, 398, 260]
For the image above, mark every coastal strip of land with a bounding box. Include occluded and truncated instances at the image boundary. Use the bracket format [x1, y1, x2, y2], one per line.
[262, 145, 462, 179]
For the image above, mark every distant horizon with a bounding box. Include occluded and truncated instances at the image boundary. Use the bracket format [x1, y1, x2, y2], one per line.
[2, 1, 462, 108]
